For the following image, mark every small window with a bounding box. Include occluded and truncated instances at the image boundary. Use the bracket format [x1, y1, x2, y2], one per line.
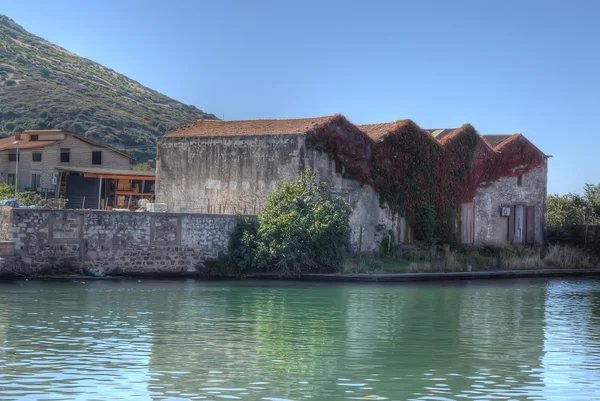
[92, 150, 102, 165]
[30, 174, 41, 190]
[8, 152, 19, 162]
[60, 148, 70, 163]
[7, 174, 15, 186]
[32, 152, 42, 162]
[30, 135, 39, 141]
[517, 175, 523, 186]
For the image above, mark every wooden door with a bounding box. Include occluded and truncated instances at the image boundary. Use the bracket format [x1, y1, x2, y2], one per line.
[525, 206, 536, 244]
[460, 202, 475, 244]
[508, 206, 515, 243]
[514, 205, 525, 243]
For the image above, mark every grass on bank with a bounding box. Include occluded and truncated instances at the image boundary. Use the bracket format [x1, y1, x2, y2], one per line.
[342, 244, 599, 274]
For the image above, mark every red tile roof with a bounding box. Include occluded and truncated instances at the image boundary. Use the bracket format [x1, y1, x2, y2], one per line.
[0, 136, 55, 151]
[356, 122, 399, 141]
[164, 116, 335, 138]
[0, 131, 135, 160]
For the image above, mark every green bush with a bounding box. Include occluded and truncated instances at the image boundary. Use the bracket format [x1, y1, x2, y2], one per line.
[17, 191, 42, 206]
[4, 79, 16, 86]
[205, 169, 352, 277]
[0, 184, 41, 206]
[252, 168, 352, 275]
[203, 216, 258, 277]
[0, 184, 14, 200]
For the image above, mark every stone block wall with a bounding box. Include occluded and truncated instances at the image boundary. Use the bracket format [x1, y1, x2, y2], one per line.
[0, 208, 12, 241]
[10, 209, 236, 276]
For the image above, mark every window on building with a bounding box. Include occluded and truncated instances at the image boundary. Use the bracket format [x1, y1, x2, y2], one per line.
[517, 175, 523, 186]
[7, 174, 15, 186]
[92, 150, 102, 165]
[32, 152, 42, 162]
[8, 151, 19, 162]
[30, 135, 39, 141]
[60, 148, 70, 163]
[30, 174, 41, 190]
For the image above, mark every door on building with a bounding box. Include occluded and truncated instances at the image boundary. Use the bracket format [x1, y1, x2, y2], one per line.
[525, 206, 536, 244]
[514, 205, 524, 243]
[460, 202, 475, 244]
[508, 205, 535, 244]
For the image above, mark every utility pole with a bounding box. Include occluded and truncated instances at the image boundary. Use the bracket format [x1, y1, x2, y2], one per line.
[12, 139, 20, 195]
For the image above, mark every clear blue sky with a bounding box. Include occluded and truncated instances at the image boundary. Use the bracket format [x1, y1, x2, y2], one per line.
[2, 0, 598, 195]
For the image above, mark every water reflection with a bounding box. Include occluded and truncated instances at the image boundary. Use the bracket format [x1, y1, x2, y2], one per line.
[0, 279, 598, 400]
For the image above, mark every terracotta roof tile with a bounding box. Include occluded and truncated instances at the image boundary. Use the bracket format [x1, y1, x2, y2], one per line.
[0, 136, 55, 151]
[164, 116, 335, 138]
[0, 131, 135, 160]
[356, 122, 399, 141]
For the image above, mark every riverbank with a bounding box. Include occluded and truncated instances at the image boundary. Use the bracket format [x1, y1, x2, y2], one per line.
[3, 267, 600, 282]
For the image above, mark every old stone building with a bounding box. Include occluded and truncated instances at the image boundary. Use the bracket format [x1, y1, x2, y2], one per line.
[156, 115, 548, 250]
[156, 116, 394, 251]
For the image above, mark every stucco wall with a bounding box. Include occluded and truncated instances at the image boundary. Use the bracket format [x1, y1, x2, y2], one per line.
[473, 165, 547, 246]
[10, 209, 236, 276]
[156, 134, 304, 214]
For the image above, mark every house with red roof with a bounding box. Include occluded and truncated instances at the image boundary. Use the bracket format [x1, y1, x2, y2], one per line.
[0, 130, 154, 209]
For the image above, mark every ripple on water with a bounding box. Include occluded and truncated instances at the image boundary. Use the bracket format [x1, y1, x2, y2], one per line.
[1, 279, 600, 400]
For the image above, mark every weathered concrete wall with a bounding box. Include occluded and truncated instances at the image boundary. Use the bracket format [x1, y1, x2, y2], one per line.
[473, 165, 547, 246]
[156, 134, 304, 214]
[10, 209, 236, 276]
[306, 149, 398, 252]
[156, 133, 397, 252]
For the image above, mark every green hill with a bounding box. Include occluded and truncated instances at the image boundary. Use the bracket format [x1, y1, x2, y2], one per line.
[0, 14, 216, 162]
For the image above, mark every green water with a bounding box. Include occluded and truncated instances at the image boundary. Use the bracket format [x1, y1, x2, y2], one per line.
[1, 279, 600, 400]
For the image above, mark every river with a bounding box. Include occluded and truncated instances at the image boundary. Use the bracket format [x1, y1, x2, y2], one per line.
[0, 278, 599, 400]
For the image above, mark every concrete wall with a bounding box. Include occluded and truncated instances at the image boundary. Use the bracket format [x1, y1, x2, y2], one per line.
[473, 165, 547, 246]
[157, 134, 397, 252]
[156, 134, 304, 214]
[9, 209, 236, 276]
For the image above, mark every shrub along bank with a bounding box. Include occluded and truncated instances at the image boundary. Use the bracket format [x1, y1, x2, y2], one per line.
[202, 168, 352, 277]
[343, 243, 599, 274]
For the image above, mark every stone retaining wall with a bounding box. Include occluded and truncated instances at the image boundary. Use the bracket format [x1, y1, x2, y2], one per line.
[8, 209, 236, 276]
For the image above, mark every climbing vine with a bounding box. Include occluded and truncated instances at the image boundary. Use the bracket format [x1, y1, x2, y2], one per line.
[308, 115, 373, 185]
[309, 117, 546, 244]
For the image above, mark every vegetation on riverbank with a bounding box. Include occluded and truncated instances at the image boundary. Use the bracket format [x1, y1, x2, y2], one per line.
[343, 244, 599, 274]
[202, 169, 352, 277]
[202, 173, 600, 278]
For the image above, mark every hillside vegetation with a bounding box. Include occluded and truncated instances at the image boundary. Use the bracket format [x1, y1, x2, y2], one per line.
[0, 14, 216, 161]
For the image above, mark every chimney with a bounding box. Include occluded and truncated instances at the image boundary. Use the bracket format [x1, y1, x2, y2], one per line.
[14, 133, 21, 141]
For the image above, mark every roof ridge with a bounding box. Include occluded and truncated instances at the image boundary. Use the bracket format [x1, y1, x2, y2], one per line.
[193, 115, 335, 123]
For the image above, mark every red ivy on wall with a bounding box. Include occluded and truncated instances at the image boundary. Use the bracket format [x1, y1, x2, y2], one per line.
[309, 116, 546, 236]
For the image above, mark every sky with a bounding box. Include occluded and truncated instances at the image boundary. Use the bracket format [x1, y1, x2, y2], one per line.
[2, 0, 599, 195]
